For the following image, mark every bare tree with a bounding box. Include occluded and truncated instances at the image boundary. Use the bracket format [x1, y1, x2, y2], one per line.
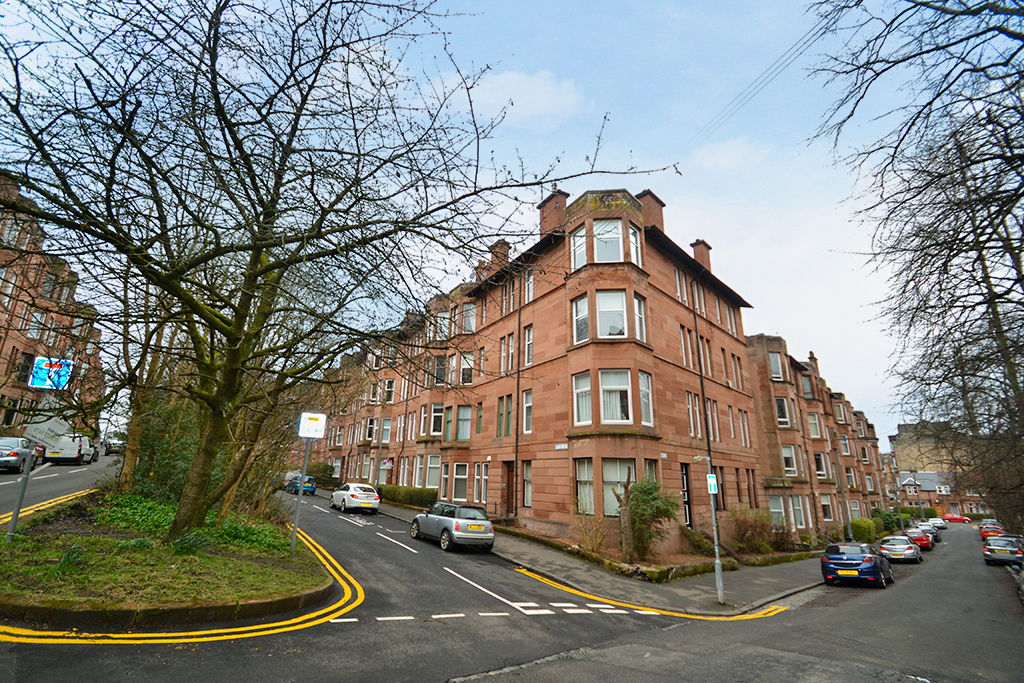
[0, 0, 629, 537]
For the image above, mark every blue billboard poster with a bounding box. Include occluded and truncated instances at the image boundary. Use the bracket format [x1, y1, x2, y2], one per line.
[27, 357, 74, 390]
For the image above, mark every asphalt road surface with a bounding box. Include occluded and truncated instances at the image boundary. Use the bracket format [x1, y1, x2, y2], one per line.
[2, 477, 1021, 683]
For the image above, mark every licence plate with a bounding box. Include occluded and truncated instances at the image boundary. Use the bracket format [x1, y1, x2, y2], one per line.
[837, 570, 859, 576]
[891, 554, 903, 558]
[361, 502, 372, 507]
[47, 452, 60, 457]
[467, 524, 484, 530]
[996, 549, 1009, 553]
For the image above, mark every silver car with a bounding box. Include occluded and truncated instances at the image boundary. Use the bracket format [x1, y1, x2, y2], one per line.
[878, 535, 923, 564]
[0, 437, 35, 473]
[330, 483, 379, 513]
[410, 502, 494, 552]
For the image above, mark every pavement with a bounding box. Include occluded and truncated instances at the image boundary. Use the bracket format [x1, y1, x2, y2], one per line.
[375, 500, 824, 616]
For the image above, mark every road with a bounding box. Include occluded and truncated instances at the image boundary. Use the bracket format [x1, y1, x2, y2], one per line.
[0, 456, 112, 529]
[2, 474, 1022, 683]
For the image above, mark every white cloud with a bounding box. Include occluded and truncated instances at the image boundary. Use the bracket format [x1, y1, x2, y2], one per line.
[473, 70, 590, 131]
[688, 137, 771, 173]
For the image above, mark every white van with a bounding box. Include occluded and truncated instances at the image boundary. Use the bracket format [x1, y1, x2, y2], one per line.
[43, 434, 97, 466]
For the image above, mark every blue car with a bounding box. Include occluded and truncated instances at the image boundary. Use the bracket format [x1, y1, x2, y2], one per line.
[821, 542, 894, 588]
[285, 476, 317, 496]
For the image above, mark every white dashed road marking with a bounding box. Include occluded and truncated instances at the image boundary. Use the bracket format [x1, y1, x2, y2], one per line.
[478, 612, 510, 617]
[330, 618, 359, 623]
[563, 609, 593, 614]
[444, 567, 555, 615]
[432, 613, 465, 619]
[313, 505, 331, 513]
[376, 532, 418, 553]
[376, 616, 415, 622]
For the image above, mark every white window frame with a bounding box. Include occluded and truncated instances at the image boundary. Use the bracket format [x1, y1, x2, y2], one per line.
[524, 270, 534, 303]
[840, 435, 850, 455]
[453, 462, 469, 501]
[769, 352, 784, 380]
[576, 458, 594, 515]
[629, 224, 642, 268]
[775, 397, 790, 427]
[572, 295, 589, 344]
[430, 403, 444, 435]
[440, 462, 450, 499]
[461, 352, 473, 385]
[456, 405, 471, 441]
[782, 445, 798, 476]
[522, 461, 532, 507]
[462, 302, 476, 333]
[602, 458, 634, 516]
[573, 372, 592, 426]
[596, 290, 627, 338]
[638, 371, 653, 426]
[524, 325, 533, 366]
[522, 390, 533, 433]
[633, 295, 646, 343]
[769, 496, 785, 526]
[599, 369, 631, 424]
[593, 219, 623, 263]
[821, 494, 834, 521]
[570, 227, 586, 270]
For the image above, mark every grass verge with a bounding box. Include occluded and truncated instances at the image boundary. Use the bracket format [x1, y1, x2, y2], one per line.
[0, 492, 328, 605]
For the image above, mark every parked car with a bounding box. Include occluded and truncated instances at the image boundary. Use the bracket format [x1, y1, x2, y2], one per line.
[983, 536, 1024, 566]
[918, 522, 941, 543]
[981, 518, 999, 526]
[878, 535, 924, 564]
[42, 434, 97, 466]
[409, 502, 494, 552]
[284, 475, 316, 496]
[330, 483, 379, 513]
[0, 437, 35, 473]
[821, 542, 895, 588]
[980, 524, 1006, 541]
[905, 528, 933, 551]
[104, 440, 125, 457]
[928, 517, 948, 530]
[943, 512, 972, 523]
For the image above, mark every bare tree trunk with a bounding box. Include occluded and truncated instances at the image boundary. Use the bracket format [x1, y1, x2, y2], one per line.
[613, 469, 634, 564]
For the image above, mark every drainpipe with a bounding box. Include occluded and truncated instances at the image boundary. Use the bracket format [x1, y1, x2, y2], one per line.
[512, 270, 524, 518]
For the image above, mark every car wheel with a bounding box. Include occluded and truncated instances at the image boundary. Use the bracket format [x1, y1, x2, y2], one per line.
[76, 455, 83, 466]
[481, 543, 493, 553]
[888, 568, 895, 584]
[440, 529, 453, 552]
[329, 498, 336, 509]
[340, 498, 347, 512]
[410, 520, 420, 539]
[985, 559, 993, 565]
[370, 509, 378, 515]
[823, 577, 836, 586]
[16, 458, 24, 474]
[877, 572, 887, 589]
[916, 555, 923, 564]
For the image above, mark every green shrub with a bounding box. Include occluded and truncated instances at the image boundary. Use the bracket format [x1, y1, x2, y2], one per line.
[170, 530, 207, 555]
[377, 484, 437, 508]
[306, 461, 335, 487]
[872, 516, 886, 534]
[851, 517, 876, 542]
[730, 508, 774, 554]
[628, 480, 680, 561]
[679, 524, 716, 556]
[798, 534, 813, 549]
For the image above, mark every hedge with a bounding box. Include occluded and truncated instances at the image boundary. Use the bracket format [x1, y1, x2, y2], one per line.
[851, 517, 876, 542]
[377, 484, 437, 508]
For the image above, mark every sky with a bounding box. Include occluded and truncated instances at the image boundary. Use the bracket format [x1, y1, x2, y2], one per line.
[433, 0, 904, 448]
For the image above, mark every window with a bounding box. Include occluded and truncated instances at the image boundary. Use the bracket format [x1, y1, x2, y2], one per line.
[430, 403, 444, 435]
[440, 462, 450, 499]
[573, 372, 592, 425]
[861, 446, 870, 464]
[865, 473, 874, 492]
[593, 219, 622, 262]
[570, 227, 586, 270]
[821, 494, 834, 521]
[433, 356, 446, 385]
[731, 355, 743, 390]
[638, 371, 653, 426]
[629, 225, 642, 268]
[453, 463, 468, 500]
[523, 461, 532, 507]
[381, 418, 391, 443]
[845, 467, 856, 488]
[0, 273, 16, 307]
[27, 312, 44, 340]
[384, 379, 395, 403]
[572, 296, 589, 344]
[775, 397, 790, 427]
[857, 421, 866, 437]
[369, 382, 380, 403]
[906, 484, 918, 496]
[686, 392, 702, 438]
[802, 375, 814, 399]
[600, 370, 631, 423]
[496, 394, 512, 437]
[769, 496, 785, 526]
[674, 267, 683, 302]
[436, 311, 449, 340]
[420, 405, 428, 436]
[499, 337, 507, 373]
[524, 325, 533, 366]
[506, 333, 514, 373]
[782, 445, 798, 476]
[364, 417, 376, 442]
[680, 463, 692, 527]
[476, 403, 483, 433]
[681, 326, 694, 368]
[522, 390, 533, 433]
[497, 396, 504, 436]
[461, 352, 473, 384]
[633, 295, 646, 342]
[714, 295, 722, 324]
[596, 291, 626, 337]
[808, 413, 821, 438]
[462, 303, 476, 333]
[576, 458, 594, 514]
[447, 354, 457, 385]
[443, 406, 452, 440]
[839, 435, 850, 455]
[414, 455, 424, 487]
[456, 405, 471, 440]
[524, 270, 534, 303]
[849, 500, 861, 518]
[644, 458, 657, 482]
[474, 463, 489, 503]
[395, 415, 404, 442]
[603, 458, 634, 516]
[791, 495, 806, 529]
[814, 452, 828, 479]
[769, 352, 784, 380]
[834, 402, 846, 423]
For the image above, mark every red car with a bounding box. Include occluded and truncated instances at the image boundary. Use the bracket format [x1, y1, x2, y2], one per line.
[905, 528, 933, 551]
[943, 512, 972, 523]
[980, 525, 1005, 540]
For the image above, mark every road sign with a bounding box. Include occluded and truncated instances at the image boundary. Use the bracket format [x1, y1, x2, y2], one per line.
[297, 412, 326, 439]
[707, 473, 718, 494]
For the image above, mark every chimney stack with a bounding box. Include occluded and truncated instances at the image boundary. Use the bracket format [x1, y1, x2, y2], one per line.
[538, 189, 570, 237]
[690, 239, 712, 271]
[636, 189, 665, 230]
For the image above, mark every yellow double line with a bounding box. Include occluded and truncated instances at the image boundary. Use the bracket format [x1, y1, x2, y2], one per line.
[0, 488, 96, 526]
[0, 515, 363, 644]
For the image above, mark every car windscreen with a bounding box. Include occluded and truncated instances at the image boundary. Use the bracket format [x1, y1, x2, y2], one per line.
[880, 538, 910, 546]
[455, 507, 488, 520]
[825, 545, 868, 555]
[988, 538, 1017, 548]
[354, 486, 376, 493]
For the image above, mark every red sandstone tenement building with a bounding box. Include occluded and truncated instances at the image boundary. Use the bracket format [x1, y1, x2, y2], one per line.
[313, 188, 885, 547]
